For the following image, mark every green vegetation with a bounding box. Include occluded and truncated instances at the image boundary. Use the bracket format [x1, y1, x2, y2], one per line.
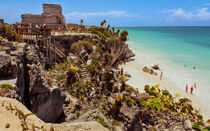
[86, 63, 96, 72]
[125, 95, 137, 107]
[71, 39, 94, 54]
[14, 106, 36, 130]
[0, 84, 14, 89]
[86, 60, 100, 73]
[96, 117, 111, 130]
[125, 84, 139, 94]
[88, 26, 112, 39]
[141, 85, 204, 125]
[69, 66, 79, 74]
[0, 23, 22, 42]
[192, 123, 210, 131]
[55, 74, 66, 82]
[120, 30, 128, 41]
[0, 46, 4, 52]
[53, 60, 71, 71]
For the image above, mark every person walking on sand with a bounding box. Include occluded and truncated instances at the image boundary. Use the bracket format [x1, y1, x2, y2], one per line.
[185, 84, 188, 93]
[160, 72, 163, 80]
[194, 83, 196, 89]
[190, 86, 193, 95]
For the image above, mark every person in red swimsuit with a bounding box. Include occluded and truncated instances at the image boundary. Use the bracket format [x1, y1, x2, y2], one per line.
[190, 86, 193, 95]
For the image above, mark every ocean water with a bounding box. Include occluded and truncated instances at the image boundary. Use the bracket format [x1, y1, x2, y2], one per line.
[117, 27, 210, 109]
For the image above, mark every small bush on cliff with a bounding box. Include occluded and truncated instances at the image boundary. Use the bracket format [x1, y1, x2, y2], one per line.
[71, 40, 94, 54]
[120, 30, 128, 41]
[88, 26, 112, 39]
[0, 84, 14, 89]
[192, 123, 210, 131]
[69, 66, 79, 74]
[56, 74, 66, 82]
[125, 95, 137, 107]
[86, 63, 96, 73]
[141, 85, 205, 125]
[54, 60, 71, 71]
[0, 24, 22, 42]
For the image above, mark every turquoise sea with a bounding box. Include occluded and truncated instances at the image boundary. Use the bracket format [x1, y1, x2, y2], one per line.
[117, 27, 210, 109]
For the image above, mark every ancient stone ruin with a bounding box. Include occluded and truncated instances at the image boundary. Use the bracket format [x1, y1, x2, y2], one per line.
[21, 4, 67, 30]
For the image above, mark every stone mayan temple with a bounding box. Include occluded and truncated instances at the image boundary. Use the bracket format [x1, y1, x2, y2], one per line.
[21, 4, 67, 30]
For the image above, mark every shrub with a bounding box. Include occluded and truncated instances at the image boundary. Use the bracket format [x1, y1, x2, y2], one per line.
[69, 66, 79, 74]
[120, 30, 128, 41]
[142, 85, 205, 125]
[192, 124, 201, 131]
[86, 63, 96, 72]
[0, 24, 22, 42]
[125, 84, 138, 94]
[125, 96, 136, 107]
[71, 40, 94, 54]
[0, 84, 14, 89]
[54, 61, 71, 71]
[88, 26, 112, 39]
[55, 74, 66, 82]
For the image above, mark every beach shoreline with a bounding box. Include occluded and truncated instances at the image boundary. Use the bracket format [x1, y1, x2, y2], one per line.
[121, 49, 210, 121]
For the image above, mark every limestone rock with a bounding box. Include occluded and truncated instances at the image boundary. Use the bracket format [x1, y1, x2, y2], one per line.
[151, 64, 160, 70]
[74, 109, 112, 128]
[0, 54, 16, 78]
[119, 104, 141, 131]
[143, 66, 157, 75]
[16, 45, 66, 123]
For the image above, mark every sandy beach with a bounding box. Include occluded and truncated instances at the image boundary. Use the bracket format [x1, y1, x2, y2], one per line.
[121, 51, 210, 121]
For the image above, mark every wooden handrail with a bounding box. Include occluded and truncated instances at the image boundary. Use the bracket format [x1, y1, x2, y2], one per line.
[15, 27, 51, 38]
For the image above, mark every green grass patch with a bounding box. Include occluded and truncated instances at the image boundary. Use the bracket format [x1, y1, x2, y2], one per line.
[0, 84, 14, 89]
[55, 74, 66, 82]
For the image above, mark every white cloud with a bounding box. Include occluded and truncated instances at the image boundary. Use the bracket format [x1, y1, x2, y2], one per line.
[172, 8, 193, 20]
[65, 11, 130, 17]
[163, 8, 210, 21]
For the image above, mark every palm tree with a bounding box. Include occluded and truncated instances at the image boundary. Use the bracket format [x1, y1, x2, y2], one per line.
[103, 20, 106, 28]
[112, 27, 115, 32]
[116, 29, 120, 35]
[80, 19, 84, 26]
[107, 24, 110, 30]
[120, 30, 128, 41]
[100, 21, 104, 27]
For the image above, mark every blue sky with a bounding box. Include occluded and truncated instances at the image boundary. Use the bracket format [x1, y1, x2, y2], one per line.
[1, 0, 210, 26]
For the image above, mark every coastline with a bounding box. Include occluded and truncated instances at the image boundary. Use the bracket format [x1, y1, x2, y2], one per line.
[122, 49, 210, 121]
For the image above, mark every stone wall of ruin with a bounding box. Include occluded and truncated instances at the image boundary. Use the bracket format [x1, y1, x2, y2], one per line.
[43, 4, 62, 15]
[21, 4, 67, 30]
[21, 14, 42, 24]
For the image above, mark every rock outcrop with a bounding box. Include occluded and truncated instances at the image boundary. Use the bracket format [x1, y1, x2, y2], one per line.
[151, 64, 160, 70]
[143, 66, 157, 75]
[0, 97, 108, 131]
[0, 54, 16, 79]
[16, 44, 66, 123]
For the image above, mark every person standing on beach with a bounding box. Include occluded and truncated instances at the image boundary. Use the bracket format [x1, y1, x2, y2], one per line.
[194, 83, 196, 89]
[185, 84, 188, 93]
[190, 86, 193, 95]
[160, 72, 163, 80]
